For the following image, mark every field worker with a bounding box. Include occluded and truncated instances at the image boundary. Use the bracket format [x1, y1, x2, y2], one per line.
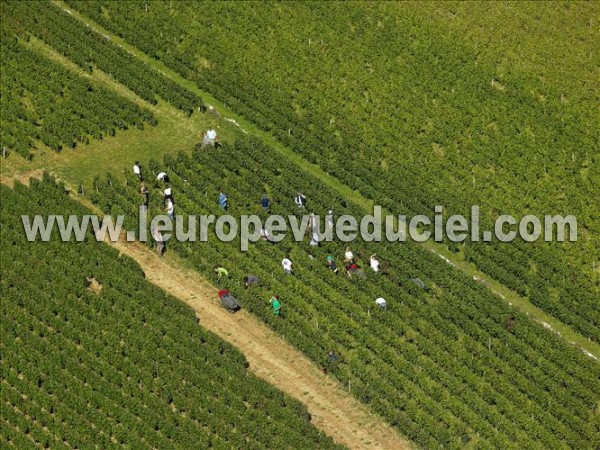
[201, 131, 208, 146]
[346, 261, 366, 279]
[140, 182, 149, 207]
[309, 213, 320, 246]
[346, 261, 358, 276]
[165, 199, 174, 219]
[202, 128, 217, 146]
[207, 127, 217, 143]
[270, 296, 282, 316]
[294, 192, 306, 209]
[506, 316, 516, 332]
[326, 209, 334, 231]
[133, 161, 143, 180]
[326, 255, 338, 274]
[327, 350, 340, 367]
[323, 350, 340, 374]
[244, 274, 260, 288]
[163, 185, 173, 201]
[261, 194, 270, 212]
[260, 227, 275, 243]
[328, 350, 339, 364]
[375, 297, 387, 310]
[218, 191, 228, 210]
[218, 289, 240, 312]
[282, 257, 293, 274]
[151, 226, 165, 257]
[411, 278, 427, 290]
[370, 254, 380, 272]
[344, 247, 354, 263]
[157, 171, 170, 183]
[214, 266, 229, 278]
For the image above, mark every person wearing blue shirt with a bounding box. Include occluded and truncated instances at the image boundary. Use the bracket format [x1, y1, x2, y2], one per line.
[261, 194, 270, 212]
[218, 191, 228, 210]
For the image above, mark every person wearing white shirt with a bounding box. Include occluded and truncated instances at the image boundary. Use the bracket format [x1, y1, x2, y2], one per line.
[157, 172, 170, 182]
[370, 254, 380, 272]
[165, 199, 174, 219]
[310, 231, 320, 246]
[326, 209, 334, 231]
[203, 128, 218, 147]
[344, 247, 354, 263]
[282, 257, 293, 274]
[133, 161, 142, 180]
[294, 192, 306, 209]
[163, 186, 173, 201]
[309, 213, 320, 246]
[375, 297, 387, 310]
[151, 226, 165, 256]
[261, 227, 275, 243]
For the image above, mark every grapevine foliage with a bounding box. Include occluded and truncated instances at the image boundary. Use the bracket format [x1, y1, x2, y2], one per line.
[92, 138, 600, 449]
[0, 35, 155, 159]
[66, 0, 600, 344]
[0, 176, 341, 449]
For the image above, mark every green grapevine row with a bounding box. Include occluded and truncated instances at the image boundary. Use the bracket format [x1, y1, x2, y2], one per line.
[2, 1, 204, 118]
[0, 176, 342, 449]
[0, 34, 154, 159]
[67, 0, 599, 342]
[91, 138, 599, 448]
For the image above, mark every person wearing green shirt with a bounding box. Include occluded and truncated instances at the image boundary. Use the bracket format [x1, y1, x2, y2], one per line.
[214, 266, 229, 278]
[270, 296, 282, 316]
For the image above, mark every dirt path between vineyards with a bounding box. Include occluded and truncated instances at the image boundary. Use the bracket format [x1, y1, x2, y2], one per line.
[110, 239, 410, 450]
[0, 169, 45, 188]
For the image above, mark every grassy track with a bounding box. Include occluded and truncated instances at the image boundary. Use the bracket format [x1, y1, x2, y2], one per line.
[2, 1, 597, 361]
[1, 33, 244, 188]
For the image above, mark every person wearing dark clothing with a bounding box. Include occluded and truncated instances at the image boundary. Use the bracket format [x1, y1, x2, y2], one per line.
[507, 316, 516, 332]
[326, 256, 338, 274]
[261, 194, 270, 212]
[323, 351, 340, 374]
[218, 289, 240, 312]
[346, 262, 366, 279]
[140, 182, 149, 208]
[328, 351, 339, 363]
[244, 275, 260, 288]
